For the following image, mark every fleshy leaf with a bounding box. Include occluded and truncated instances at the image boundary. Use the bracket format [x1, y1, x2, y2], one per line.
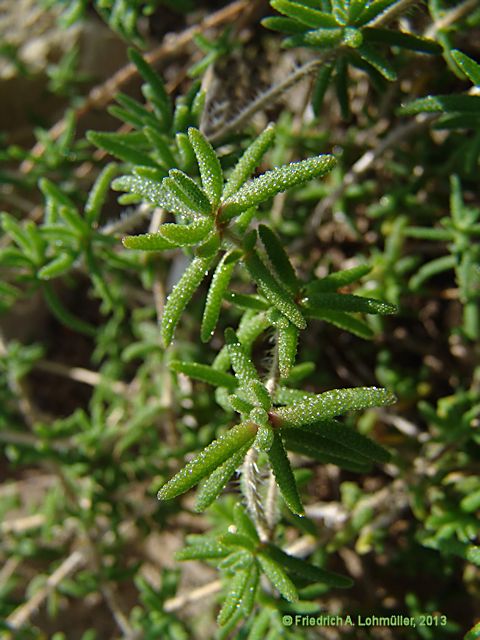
[169, 360, 237, 390]
[258, 224, 299, 294]
[223, 124, 276, 200]
[451, 50, 480, 86]
[158, 421, 257, 500]
[112, 174, 197, 218]
[268, 432, 304, 515]
[273, 386, 396, 427]
[257, 553, 298, 602]
[164, 169, 212, 215]
[225, 328, 261, 385]
[195, 444, 249, 511]
[161, 255, 213, 347]
[221, 155, 336, 218]
[278, 321, 299, 378]
[201, 252, 240, 342]
[302, 292, 397, 315]
[265, 543, 353, 588]
[307, 264, 372, 292]
[188, 127, 223, 208]
[270, 0, 338, 28]
[244, 248, 306, 329]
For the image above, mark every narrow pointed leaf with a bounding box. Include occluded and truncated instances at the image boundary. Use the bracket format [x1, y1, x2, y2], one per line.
[213, 311, 270, 372]
[169, 360, 237, 391]
[257, 553, 298, 602]
[176, 535, 230, 560]
[157, 421, 257, 500]
[244, 249, 306, 329]
[225, 328, 261, 385]
[271, 0, 338, 28]
[302, 292, 397, 315]
[409, 255, 456, 290]
[233, 503, 260, 542]
[112, 174, 197, 218]
[188, 127, 223, 207]
[312, 62, 334, 116]
[164, 169, 212, 215]
[299, 419, 391, 463]
[161, 255, 213, 346]
[284, 427, 377, 465]
[223, 124, 276, 200]
[258, 224, 299, 294]
[273, 386, 396, 427]
[128, 48, 172, 129]
[307, 264, 372, 292]
[201, 252, 239, 342]
[305, 308, 374, 339]
[123, 232, 177, 251]
[221, 155, 336, 217]
[297, 28, 344, 48]
[357, 44, 397, 81]
[265, 543, 353, 588]
[451, 50, 480, 86]
[195, 444, 250, 511]
[278, 322, 299, 378]
[284, 431, 372, 472]
[38, 253, 76, 280]
[158, 218, 213, 246]
[85, 163, 119, 225]
[363, 28, 441, 54]
[217, 568, 250, 626]
[225, 291, 269, 311]
[399, 95, 480, 115]
[261, 16, 307, 34]
[87, 131, 156, 167]
[268, 432, 304, 515]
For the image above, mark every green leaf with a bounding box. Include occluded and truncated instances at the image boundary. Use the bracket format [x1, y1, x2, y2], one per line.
[305, 308, 374, 339]
[157, 421, 257, 500]
[218, 563, 259, 626]
[270, 0, 339, 28]
[38, 253, 76, 280]
[188, 127, 223, 208]
[128, 48, 172, 129]
[302, 292, 397, 315]
[169, 360, 237, 390]
[161, 255, 213, 346]
[87, 131, 156, 167]
[157, 218, 213, 246]
[225, 291, 269, 311]
[195, 444, 250, 511]
[307, 264, 372, 292]
[213, 311, 270, 372]
[233, 503, 260, 542]
[85, 163, 119, 226]
[356, 44, 397, 81]
[258, 224, 299, 294]
[176, 535, 230, 560]
[265, 543, 353, 588]
[278, 321, 299, 378]
[261, 16, 307, 34]
[451, 50, 480, 87]
[400, 95, 480, 115]
[163, 169, 212, 215]
[284, 430, 372, 472]
[221, 155, 336, 218]
[225, 328, 261, 385]
[363, 28, 441, 54]
[273, 386, 396, 427]
[312, 63, 335, 116]
[409, 255, 456, 291]
[112, 174, 198, 218]
[201, 252, 239, 342]
[301, 419, 391, 463]
[122, 232, 176, 251]
[257, 553, 298, 602]
[223, 124, 276, 200]
[42, 283, 96, 337]
[244, 249, 306, 330]
[268, 432, 304, 515]
[293, 27, 344, 49]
